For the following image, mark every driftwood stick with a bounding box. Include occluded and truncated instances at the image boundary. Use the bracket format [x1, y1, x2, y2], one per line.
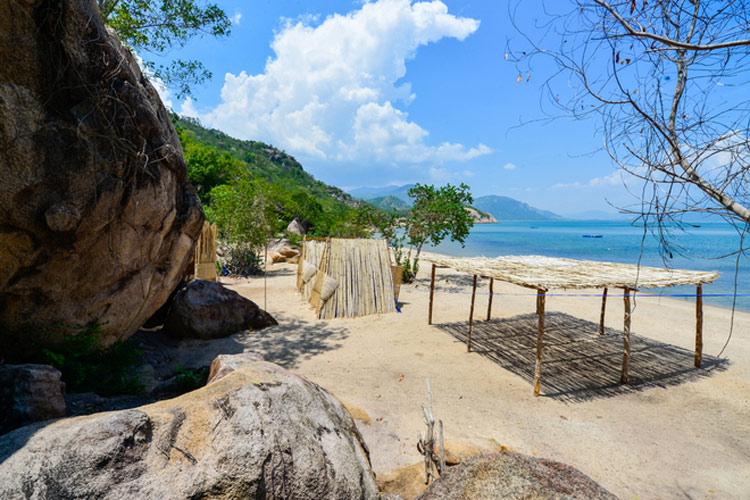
[486, 277, 494, 321]
[695, 283, 703, 368]
[534, 289, 546, 396]
[467, 275, 478, 352]
[599, 287, 608, 335]
[620, 287, 631, 384]
[417, 379, 443, 485]
[428, 263, 437, 325]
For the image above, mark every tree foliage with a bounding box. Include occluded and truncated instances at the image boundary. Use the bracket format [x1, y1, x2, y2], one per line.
[370, 183, 475, 282]
[406, 183, 474, 264]
[509, 0, 750, 255]
[100, 0, 231, 98]
[175, 117, 375, 255]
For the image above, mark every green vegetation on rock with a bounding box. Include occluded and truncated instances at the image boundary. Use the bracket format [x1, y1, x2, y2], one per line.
[174, 116, 374, 260]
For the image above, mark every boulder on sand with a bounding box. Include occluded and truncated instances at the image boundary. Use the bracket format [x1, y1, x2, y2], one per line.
[0, 364, 66, 435]
[163, 279, 277, 339]
[0, 356, 380, 499]
[0, 0, 203, 355]
[415, 452, 618, 500]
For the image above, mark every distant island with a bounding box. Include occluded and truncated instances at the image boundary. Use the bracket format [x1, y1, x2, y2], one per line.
[347, 185, 633, 222]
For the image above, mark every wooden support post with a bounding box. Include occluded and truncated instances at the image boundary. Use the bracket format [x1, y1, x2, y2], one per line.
[599, 287, 608, 335]
[467, 275, 478, 352]
[695, 283, 703, 367]
[486, 278, 494, 321]
[428, 264, 437, 325]
[534, 289, 546, 396]
[620, 287, 631, 384]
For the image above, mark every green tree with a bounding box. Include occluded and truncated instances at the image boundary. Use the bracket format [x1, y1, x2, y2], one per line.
[180, 130, 242, 204]
[207, 176, 283, 253]
[403, 183, 474, 281]
[100, 0, 231, 99]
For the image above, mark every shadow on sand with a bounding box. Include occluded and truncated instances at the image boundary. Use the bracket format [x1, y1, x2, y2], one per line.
[437, 312, 728, 402]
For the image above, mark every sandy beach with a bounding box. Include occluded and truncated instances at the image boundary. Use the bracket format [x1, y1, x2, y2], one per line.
[221, 255, 750, 499]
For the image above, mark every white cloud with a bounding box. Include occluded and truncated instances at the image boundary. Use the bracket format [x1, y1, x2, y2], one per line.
[551, 170, 622, 190]
[191, 0, 487, 166]
[503, 162, 517, 170]
[232, 12, 242, 25]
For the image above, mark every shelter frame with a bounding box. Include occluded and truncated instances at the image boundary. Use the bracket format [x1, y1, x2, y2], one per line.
[424, 255, 718, 396]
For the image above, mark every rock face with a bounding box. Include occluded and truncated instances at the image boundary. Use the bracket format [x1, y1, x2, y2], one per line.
[0, 364, 66, 435]
[0, 0, 203, 353]
[466, 207, 498, 224]
[0, 357, 380, 499]
[415, 452, 618, 500]
[164, 279, 277, 339]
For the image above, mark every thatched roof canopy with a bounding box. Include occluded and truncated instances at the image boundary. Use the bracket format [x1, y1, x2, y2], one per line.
[422, 255, 719, 291]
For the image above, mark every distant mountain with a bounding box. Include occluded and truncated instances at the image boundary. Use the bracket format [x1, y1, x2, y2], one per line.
[367, 195, 410, 213]
[348, 184, 416, 205]
[473, 195, 563, 221]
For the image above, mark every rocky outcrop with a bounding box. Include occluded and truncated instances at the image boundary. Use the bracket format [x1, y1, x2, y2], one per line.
[466, 207, 498, 224]
[0, 364, 66, 435]
[163, 279, 277, 339]
[0, 0, 203, 354]
[0, 357, 380, 499]
[415, 452, 618, 500]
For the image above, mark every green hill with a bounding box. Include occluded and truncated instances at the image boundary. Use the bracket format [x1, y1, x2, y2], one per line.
[175, 116, 357, 207]
[473, 195, 562, 221]
[367, 194, 411, 214]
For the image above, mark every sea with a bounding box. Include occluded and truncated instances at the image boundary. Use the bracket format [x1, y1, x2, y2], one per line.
[427, 220, 750, 312]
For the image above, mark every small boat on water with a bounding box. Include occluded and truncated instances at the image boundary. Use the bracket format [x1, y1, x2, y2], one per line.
[582, 234, 603, 238]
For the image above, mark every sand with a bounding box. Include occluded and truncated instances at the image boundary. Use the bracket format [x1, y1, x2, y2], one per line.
[221, 255, 750, 499]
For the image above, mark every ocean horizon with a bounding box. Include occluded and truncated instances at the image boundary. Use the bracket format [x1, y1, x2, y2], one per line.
[427, 220, 750, 312]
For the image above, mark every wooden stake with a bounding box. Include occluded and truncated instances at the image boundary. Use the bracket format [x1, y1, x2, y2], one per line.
[486, 277, 494, 321]
[467, 275, 478, 352]
[620, 287, 631, 384]
[599, 287, 608, 335]
[428, 263, 437, 325]
[695, 283, 703, 368]
[534, 289, 546, 396]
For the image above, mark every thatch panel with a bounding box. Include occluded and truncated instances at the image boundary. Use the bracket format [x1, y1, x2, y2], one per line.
[422, 255, 718, 290]
[303, 238, 396, 319]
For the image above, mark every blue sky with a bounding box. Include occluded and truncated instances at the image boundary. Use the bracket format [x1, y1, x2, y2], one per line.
[151, 0, 631, 216]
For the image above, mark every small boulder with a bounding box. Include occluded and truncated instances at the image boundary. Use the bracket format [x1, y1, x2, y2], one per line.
[0, 364, 65, 434]
[270, 251, 286, 263]
[206, 352, 265, 384]
[287, 218, 306, 236]
[279, 246, 299, 258]
[415, 452, 618, 500]
[0, 358, 380, 499]
[164, 279, 277, 339]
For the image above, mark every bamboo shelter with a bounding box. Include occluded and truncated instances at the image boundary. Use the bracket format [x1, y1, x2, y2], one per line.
[423, 255, 719, 396]
[297, 238, 397, 319]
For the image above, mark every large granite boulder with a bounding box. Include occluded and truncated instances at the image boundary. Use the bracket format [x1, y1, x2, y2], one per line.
[163, 279, 278, 339]
[0, 0, 203, 354]
[0, 364, 66, 435]
[0, 357, 380, 499]
[415, 452, 618, 500]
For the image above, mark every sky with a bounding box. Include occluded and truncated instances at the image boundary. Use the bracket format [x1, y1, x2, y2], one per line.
[151, 0, 633, 216]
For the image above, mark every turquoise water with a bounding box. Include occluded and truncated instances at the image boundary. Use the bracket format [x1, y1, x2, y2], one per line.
[428, 221, 750, 311]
